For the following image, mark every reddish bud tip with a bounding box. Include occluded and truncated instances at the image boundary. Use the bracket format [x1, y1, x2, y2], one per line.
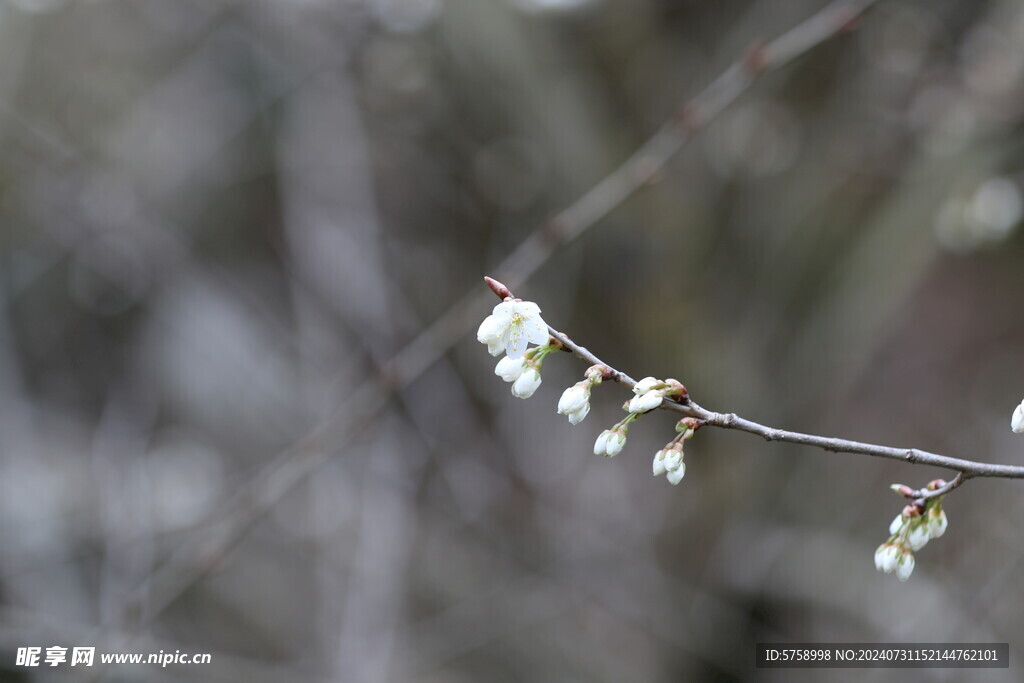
[680, 417, 704, 431]
[484, 276, 513, 300]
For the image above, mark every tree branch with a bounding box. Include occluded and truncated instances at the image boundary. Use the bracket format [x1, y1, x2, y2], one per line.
[488, 282, 1024, 496]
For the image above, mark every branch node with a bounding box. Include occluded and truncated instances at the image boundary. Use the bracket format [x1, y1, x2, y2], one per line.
[674, 104, 703, 132]
[743, 40, 770, 75]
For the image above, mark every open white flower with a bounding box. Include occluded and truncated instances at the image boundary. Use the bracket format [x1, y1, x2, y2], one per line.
[477, 300, 549, 359]
[1012, 398, 1024, 433]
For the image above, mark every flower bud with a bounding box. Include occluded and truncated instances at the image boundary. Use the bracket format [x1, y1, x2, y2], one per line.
[890, 483, 915, 497]
[557, 383, 589, 416]
[628, 390, 664, 414]
[495, 356, 528, 383]
[633, 377, 662, 395]
[889, 514, 905, 536]
[666, 463, 686, 485]
[907, 522, 930, 552]
[605, 430, 626, 457]
[927, 505, 947, 539]
[662, 449, 682, 472]
[511, 368, 542, 399]
[566, 402, 590, 425]
[1013, 399, 1024, 433]
[895, 551, 915, 581]
[594, 430, 611, 456]
[874, 544, 900, 573]
[874, 545, 888, 571]
[652, 450, 667, 476]
[585, 365, 606, 383]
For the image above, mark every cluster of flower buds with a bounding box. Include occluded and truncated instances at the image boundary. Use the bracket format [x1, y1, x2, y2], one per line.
[628, 377, 687, 414]
[557, 365, 606, 425]
[874, 481, 949, 581]
[476, 289, 696, 481]
[495, 352, 545, 399]
[651, 418, 701, 485]
[594, 413, 638, 457]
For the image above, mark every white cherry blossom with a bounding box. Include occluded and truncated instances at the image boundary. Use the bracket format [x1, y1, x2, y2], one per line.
[477, 300, 549, 359]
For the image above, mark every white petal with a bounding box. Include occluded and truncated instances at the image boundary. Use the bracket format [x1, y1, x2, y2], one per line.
[666, 464, 686, 485]
[523, 317, 549, 345]
[629, 391, 663, 414]
[491, 301, 516, 322]
[511, 369, 542, 398]
[567, 403, 590, 425]
[889, 515, 904, 536]
[477, 315, 504, 344]
[505, 326, 528, 359]
[495, 356, 526, 382]
[928, 509, 947, 538]
[594, 431, 610, 456]
[1013, 401, 1024, 433]
[652, 451, 667, 476]
[605, 433, 625, 457]
[908, 525, 929, 552]
[516, 301, 541, 317]
[558, 385, 589, 415]
[874, 546, 888, 571]
[487, 339, 505, 356]
[633, 377, 660, 395]
[881, 547, 900, 573]
[895, 553, 915, 581]
[663, 450, 682, 471]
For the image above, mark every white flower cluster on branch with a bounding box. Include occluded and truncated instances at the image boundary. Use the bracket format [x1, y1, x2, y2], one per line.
[477, 276, 1024, 581]
[874, 482, 949, 581]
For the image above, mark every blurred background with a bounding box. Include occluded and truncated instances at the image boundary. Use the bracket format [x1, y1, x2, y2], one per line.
[2, 0, 1024, 680]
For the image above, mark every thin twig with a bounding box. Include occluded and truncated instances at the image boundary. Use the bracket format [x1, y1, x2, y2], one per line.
[525, 291, 1024, 491]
